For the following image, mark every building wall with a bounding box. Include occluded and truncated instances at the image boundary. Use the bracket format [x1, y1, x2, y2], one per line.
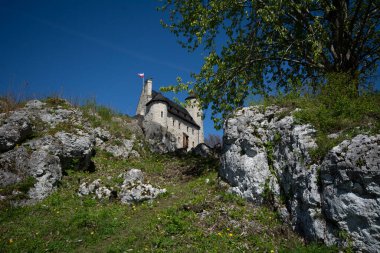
[166, 113, 200, 150]
[185, 99, 204, 143]
[145, 102, 168, 129]
[144, 98, 204, 151]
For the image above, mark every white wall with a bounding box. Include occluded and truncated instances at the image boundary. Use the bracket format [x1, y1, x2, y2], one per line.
[145, 100, 204, 151]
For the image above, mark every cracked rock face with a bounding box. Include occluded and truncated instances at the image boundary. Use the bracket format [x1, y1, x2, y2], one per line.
[0, 99, 143, 205]
[0, 100, 97, 205]
[321, 134, 380, 252]
[220, 105, 380, 253]
[78, 169, 166, 204]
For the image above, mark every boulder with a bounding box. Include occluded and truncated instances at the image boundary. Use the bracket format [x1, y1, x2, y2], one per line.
[0, 110, 32, 152]
[192, 143, 213, 157]
[321, 134, 380, 252]
[220, 105, 380, 252]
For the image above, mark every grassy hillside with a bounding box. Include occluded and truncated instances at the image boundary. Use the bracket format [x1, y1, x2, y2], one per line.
[0, 97, 338, 252]
[0, 151, 337, 252]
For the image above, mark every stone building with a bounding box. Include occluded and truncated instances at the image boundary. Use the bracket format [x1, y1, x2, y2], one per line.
[136, 78, 204, 151]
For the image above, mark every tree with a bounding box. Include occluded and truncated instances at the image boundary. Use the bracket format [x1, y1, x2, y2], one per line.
[204, 133, 222, 148]
[160, 0, 380, 128]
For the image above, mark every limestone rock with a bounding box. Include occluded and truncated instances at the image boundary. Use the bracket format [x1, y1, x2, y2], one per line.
[0, 100, 96, 204]
[220, 105, 380, 252]
[191, 143, 213, 157]
[78, 179, 112, 200]
[77, 169, 166, 204]
[142, 120, 176, 153]
[0, 110, 32, 152]
[321, 134, 380, 252]
[122, 168, 144, 185]
[119, 183, 166, 204]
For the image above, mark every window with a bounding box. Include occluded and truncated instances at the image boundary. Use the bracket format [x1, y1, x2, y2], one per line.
[179, 122, 181, 129]
[161, 111, 163, 118]
[192, 141, 194, 147]
[173, 119, 175, 126]
[192, 129, 194, 135]
[187, 126, 189, 132]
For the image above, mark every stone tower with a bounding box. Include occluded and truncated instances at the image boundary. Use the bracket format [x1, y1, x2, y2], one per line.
[135, 78, 153, 116]
[185, 94, 204, 143]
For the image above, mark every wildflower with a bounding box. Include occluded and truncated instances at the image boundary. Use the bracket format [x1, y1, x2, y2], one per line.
[270, 250, 275, 253]
[9, 238, 13, 244]
[228, 233, 233, 237]
[91, 231, 94, 235]
[226, 228, 230, 231]
[217, 232, 222, 236]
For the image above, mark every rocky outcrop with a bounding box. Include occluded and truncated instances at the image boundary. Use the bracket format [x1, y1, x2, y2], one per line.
[220, 105, 380, 252]
[191, 143, 214, 157]
[0, 99, 141, 205]
[78, 169, 166, 204]
[142, 120, 177, 153]
[321, 135, 380, 252]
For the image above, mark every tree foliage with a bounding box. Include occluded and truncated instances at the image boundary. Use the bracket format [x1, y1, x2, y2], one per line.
[160, 0, 380, 128]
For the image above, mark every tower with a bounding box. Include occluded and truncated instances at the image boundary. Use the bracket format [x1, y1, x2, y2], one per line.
[185, 94, 204, 144]
[135, 78, 153, 116]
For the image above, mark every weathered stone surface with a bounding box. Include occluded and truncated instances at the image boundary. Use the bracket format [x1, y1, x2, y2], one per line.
[321, 134, 380, 252]
[191, 143, 213, 157]
[102, 139, 134, 159]
[119, 183, 166, 204]
[0, 100, 98, 204]
[77, 169, 165, 204]
[142, 120, 176, 153]
[122, 168, 144, 185]
[0, 110, 32, 152]
[78, 179, 112, 200]
[220, 105, 380, 252]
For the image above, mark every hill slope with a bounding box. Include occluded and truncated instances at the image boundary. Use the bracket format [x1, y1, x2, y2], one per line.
[0, 99, 335, 252]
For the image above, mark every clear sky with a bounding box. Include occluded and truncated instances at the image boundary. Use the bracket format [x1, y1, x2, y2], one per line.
[0, 0, 221, 136]
[1, 1, 379, 138]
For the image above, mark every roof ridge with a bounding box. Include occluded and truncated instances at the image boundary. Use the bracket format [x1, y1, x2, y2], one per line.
[147, 90, 200, 129]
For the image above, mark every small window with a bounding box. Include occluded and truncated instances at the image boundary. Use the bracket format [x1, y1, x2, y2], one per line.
[187, 126, 189, 132]
[192, 141, 194, 147]
[173, 119, 175, 126]
[161, 111, 163, 118]
[179, 122, 181, 129]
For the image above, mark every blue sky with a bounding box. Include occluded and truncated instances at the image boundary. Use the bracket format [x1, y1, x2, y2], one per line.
[1, 1, 379, 138]
[0, 0, 220, 136]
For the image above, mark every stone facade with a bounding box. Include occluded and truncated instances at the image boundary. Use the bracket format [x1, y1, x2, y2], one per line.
[136, 79, 204, 151]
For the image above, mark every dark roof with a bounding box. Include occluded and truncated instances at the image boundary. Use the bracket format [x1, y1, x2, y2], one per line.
[185, 95, 196, 100]
[146, 91, 200, 129]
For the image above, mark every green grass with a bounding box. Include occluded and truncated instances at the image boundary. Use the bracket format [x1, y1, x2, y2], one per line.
[259, 82, 380, 162]
[80, 99, 133, 140]
[0, 151, 337, 252]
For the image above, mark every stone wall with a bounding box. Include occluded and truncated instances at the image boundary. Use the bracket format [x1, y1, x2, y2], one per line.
[220, 105, 380, 253]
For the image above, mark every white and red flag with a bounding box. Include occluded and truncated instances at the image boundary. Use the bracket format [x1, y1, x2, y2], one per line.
[137, 73, 144, 78]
